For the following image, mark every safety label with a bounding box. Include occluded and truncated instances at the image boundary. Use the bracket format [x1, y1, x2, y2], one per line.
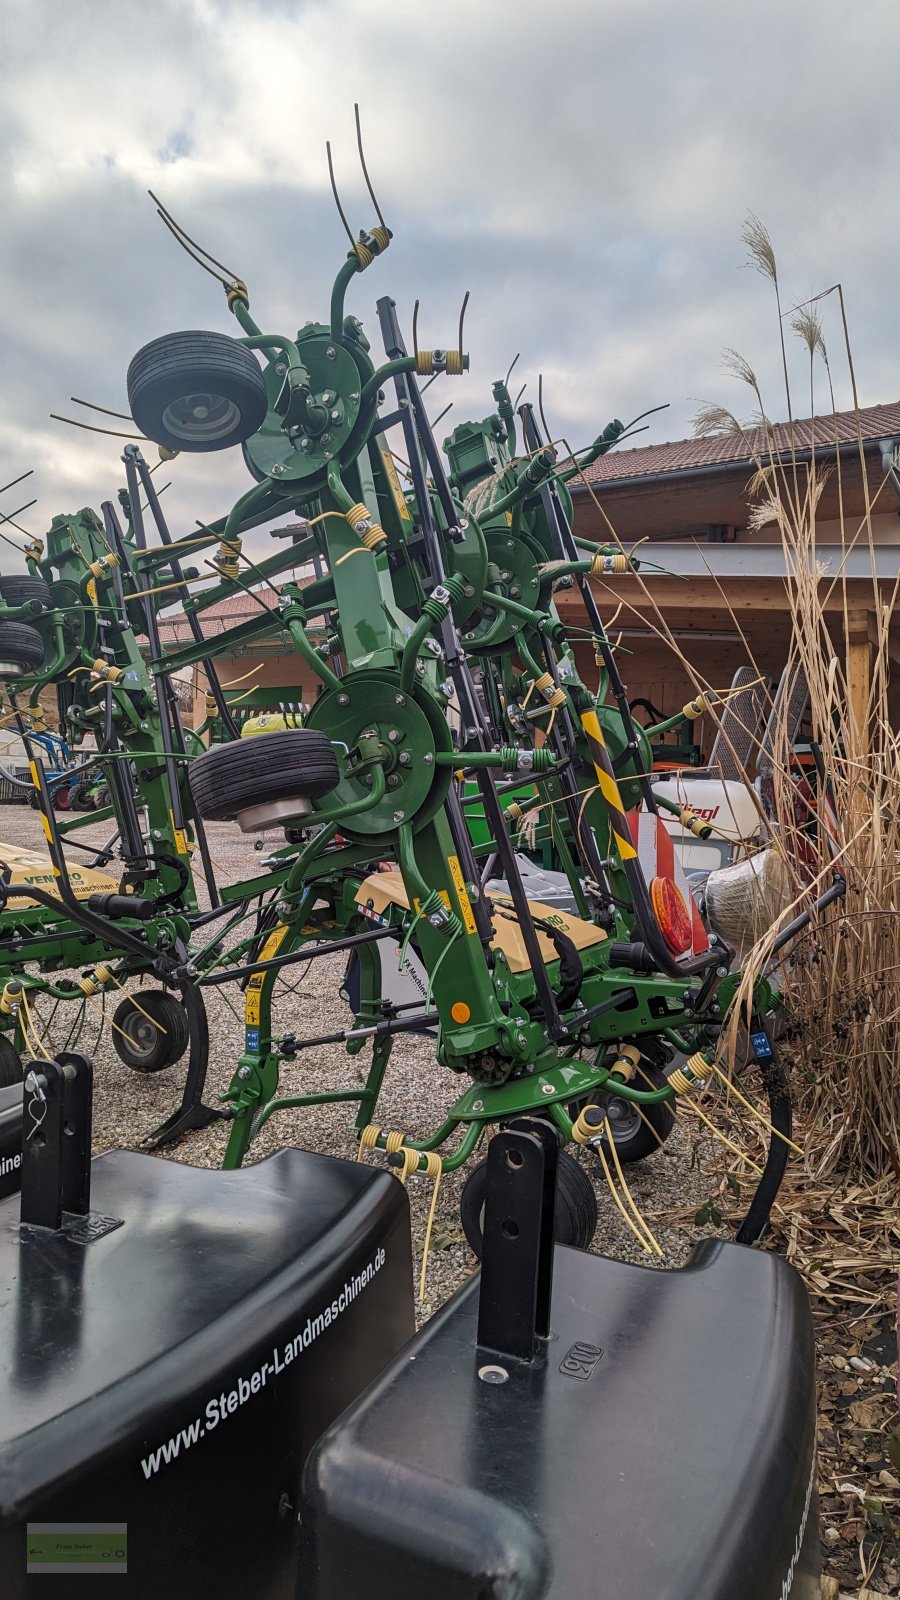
[27, 1524, 127, 1575]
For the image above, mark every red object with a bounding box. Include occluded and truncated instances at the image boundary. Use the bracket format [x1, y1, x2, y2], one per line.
[650, 874, 693, 956]
[54, 786, 71, 811]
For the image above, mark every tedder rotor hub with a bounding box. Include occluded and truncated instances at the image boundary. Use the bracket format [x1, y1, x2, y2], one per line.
[304, 671, 453, 840]
[243, 327, 377, 490]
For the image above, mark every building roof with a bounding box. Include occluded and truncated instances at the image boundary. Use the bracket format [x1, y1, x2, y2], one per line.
[577, 399, 900, 489]
[156, 571, 322, 645]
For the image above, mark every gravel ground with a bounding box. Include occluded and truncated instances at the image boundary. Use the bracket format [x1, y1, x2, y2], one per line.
[3, 804, 722, 1319]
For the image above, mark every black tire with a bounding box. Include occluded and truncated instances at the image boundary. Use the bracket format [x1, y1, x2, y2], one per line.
[0, 1035, 23, 1088]
[112, 991, 189, 1073]
[188, 729, 340, 821]
[127, 330, 268, 454]
[585, 1062, 675, 1164]
[461, 1146, 598, 1260]
[0, 621, 44, 674]
[0, 575, 53, 611]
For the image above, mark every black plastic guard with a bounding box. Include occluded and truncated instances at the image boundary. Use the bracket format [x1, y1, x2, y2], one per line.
[0, 1081, 22, 1199]
[302, 1239, 820, 1599]
[0, 1146, 414, 1598]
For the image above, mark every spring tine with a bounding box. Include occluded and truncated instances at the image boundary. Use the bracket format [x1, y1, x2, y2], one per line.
[326, 141, 357, 249]
[354, 103, 387, 230]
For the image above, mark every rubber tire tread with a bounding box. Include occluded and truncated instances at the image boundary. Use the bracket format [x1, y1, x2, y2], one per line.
[0, 621, 45, 671]
[0, 1035, 23, 1088]
[0, 576, 53, 610]
[460, 1147, 598, 1260]
[127, 330, 268, 454]
[188, 729, 340, 821]
[111, 991, 190, 1073]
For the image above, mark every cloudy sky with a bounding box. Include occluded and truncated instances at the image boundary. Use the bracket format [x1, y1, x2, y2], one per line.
[1, 0, 897, 567]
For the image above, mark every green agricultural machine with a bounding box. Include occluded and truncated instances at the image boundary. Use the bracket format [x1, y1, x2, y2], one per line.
[0, 120, 835, 1598]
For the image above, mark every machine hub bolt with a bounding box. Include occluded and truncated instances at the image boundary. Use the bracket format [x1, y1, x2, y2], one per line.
[392, 810, 405, 822]
[337, 693, 350, 706]
[330, 409, 341, 423]
[238, 1066, 252, 1080]
[388, 729, 401, 742]
[540, 1082, 554, 1095]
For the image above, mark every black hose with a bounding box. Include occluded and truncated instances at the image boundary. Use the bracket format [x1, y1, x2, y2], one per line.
[736, 1021, 792, 1245]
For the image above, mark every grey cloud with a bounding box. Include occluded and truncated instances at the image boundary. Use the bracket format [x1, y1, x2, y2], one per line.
[1, 0, 898, 568]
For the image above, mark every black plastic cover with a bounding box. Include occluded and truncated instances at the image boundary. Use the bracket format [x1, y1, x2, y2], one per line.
[302, 1239, 820, 1599]
[0, 1081, 22, 1199]
[0, 1146, 414, 1598]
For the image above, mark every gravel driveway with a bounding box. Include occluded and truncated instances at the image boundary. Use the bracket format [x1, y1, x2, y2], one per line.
[1, 804, 719, 1318]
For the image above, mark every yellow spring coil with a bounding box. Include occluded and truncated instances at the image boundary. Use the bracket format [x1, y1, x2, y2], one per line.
[533, 671, 567, 709]
[415, 350, 435, 376]
[345, 503, 387, 550]
[205, 693, 217, 716]
[610, 1043, 641, 1082]
[668, 1052, 708, 1096]
[369, 226, 391, 254]
[506, 802, 523, 823]
[29, 708, 48, 732]
[91, 658, 124, 684]
[356, 1123, 383, 1160]
[679, 807, 712, 839]
[215, 538, 242, 580]
[351, 239, 373, 270]
[590, 551, 631, 576]
[571, 1104, 603, 1146]
[78, 975, 100, 997]
[444, 350, 464, 376]
[0, 981, 23, 1014]
[226, 278, 249, 309]
[25, 539, 44, 561]
[88, 553, 119, 580]
[682, 692, 710, 720]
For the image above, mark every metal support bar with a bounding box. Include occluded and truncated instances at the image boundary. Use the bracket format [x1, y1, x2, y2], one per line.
[20, 1053, 93, 1230]
[476, 1118, 559, 1362]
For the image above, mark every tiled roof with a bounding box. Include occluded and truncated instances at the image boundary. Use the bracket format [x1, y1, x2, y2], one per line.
[577, 399, 900, 488]
[157, 571, 319, 640]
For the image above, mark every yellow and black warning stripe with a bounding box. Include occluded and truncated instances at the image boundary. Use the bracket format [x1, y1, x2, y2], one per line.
[578, 708, 637, 862]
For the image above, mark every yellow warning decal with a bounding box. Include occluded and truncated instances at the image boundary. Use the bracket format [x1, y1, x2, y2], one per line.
[380, 449, 411, 522]
[168, 812, 191, 856]
[244, 923, 289, 1026]
[447, 853, 478, 935]
[86, 577, 98, 606]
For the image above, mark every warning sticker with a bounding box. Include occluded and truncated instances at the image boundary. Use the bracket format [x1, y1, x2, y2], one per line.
[380, 449, 411, 521]
[447, 854, 477, 935]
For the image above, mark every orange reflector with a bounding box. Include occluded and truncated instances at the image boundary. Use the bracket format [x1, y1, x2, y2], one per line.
[450, 1001, 471, 1024]
[650, 875, 692, 956]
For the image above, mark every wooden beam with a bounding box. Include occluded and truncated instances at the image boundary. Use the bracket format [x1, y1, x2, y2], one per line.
[845, 609, 874, 755]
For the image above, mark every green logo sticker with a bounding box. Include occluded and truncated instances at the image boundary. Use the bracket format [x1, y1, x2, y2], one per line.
[27, 1524, 127, 1574]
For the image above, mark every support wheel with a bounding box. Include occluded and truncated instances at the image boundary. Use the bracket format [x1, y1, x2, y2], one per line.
[0, 1035, 23, 1087]
[580, 1062, 675, 1164]
[0, 575, 53, 611]
[461, 1146, 598, 1259]
[0, 621, 45, 677]
[112, 991, 190, 1073]
[188, 728, 340, 830]
[127, 330, 269, 453]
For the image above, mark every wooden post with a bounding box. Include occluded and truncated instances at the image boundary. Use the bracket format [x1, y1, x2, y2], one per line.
[191, 664, 211, 748]
[845, 609, 874, 755]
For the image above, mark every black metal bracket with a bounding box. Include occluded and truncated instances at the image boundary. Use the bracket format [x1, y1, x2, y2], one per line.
[20, 1052, 93, 1230]
[476, 1116, 559, 1362]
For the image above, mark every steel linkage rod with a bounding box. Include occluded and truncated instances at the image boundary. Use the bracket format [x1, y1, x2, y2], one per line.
[121, 447, 220, 907]
[377, 296, 563, 1035]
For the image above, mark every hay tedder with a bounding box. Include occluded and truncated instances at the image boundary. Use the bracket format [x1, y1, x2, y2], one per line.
[0, 122, 836, 1595]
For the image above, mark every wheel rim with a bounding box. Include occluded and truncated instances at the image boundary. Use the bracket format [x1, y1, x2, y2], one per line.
[123, 1010, 159, 1059]
[161, 392, 241, 445]
[602, 1093, 643, 1145]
